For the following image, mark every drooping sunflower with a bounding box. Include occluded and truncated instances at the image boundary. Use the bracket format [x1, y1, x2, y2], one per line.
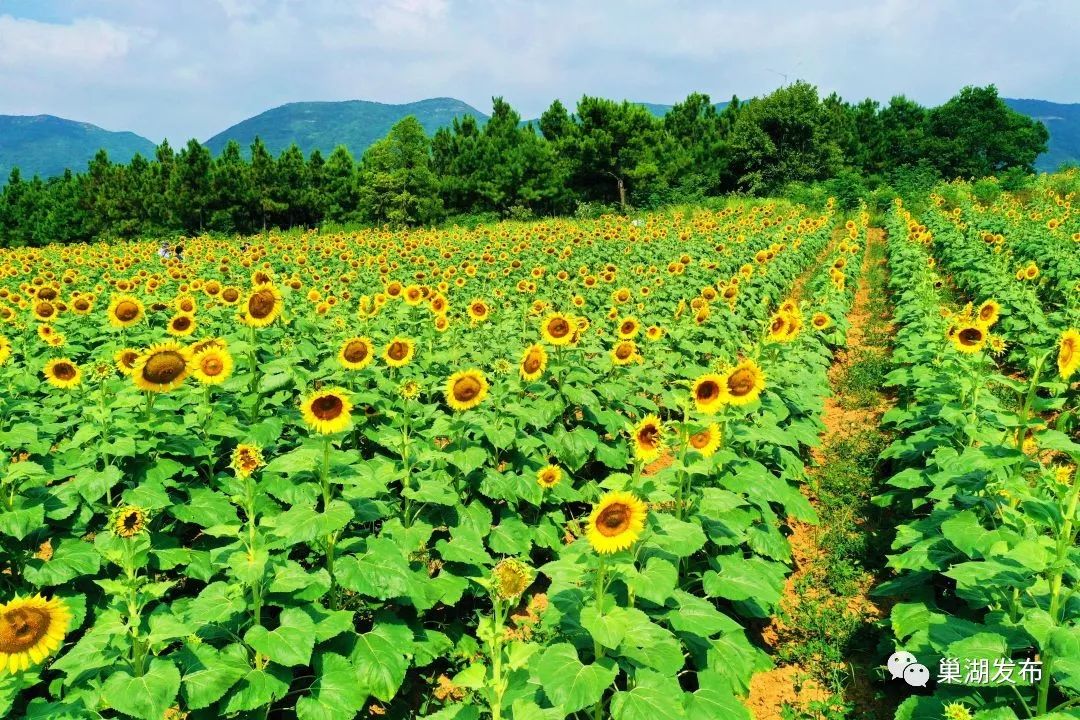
[300, 387, 354, 434]
[520, 344, 548, 381]
[114, 348, 141, 376]
[445, 369, 489, 411]
[383, 337, 416, 368]
[338, 336, 375, 371]
[1058, 329, 1080, 380]
[691, 373, 726, 414]
[611, 340, 638, 366]
[132, 342, 190, 392]
[108, 295, 145, 329]
[241, 283, 283, 328]
[0, 594, 71, 673]
[722, 359, 765, 406]
[231, 444, 265, 478]
[112, 506, 149, 538]
[536, 464, 562, 489]
[167, 313, 197, 337]
[951, 323, 986, 354]
[811, 313, 832, 330]
[586, 491, 648, 554]
[43, 358, 81, 389]
[976, 300, 1000, 328]
[190, 345, 234, 385]
[687, 423, 722, 458]
[631, 414, 666, 463]
[540, 313, 575, 346]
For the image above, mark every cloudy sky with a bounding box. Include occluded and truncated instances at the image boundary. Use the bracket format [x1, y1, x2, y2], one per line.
[1, 0, 1077, 143]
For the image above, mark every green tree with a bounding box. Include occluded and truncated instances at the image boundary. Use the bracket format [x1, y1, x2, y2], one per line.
[169, 139, 212, 233]
[357, 116, 442, 226]
[321, 145, 359, 224]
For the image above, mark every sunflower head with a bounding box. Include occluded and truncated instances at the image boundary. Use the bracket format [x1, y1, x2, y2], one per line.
[383, 337, 416, 368]
[0, 594, 71, 673]
[44, 358, 81, 389]
[133, 342, 190, 393]
[190, 346, 234, 385]
[301, 387, 353, 434]
[811, 313, 832, 330]
[491, 558, 533, 600]
[611, 341, 638, 366]
[951, 324, 986, 354]
[445, 369, 489, 412]
[231, 444, 265, 478]
[167, 313, 197, 337]
[1058, 329, 1080, 380]
[977, 300, 1000, 327]
[536, 464, 562, 489]
[112, 506, 149, 538]
[114, 348, 141, 376]
[541, 313, 575, 346]
[338, 336, 374, 370]
[631, 414, 666, 463]
[242, 283, 283, 328]
[520, 344, 548, 381]
[586, 491, 648, 554]
[688, 423, 722, 458]
[722, 359, 765, 406]
[108, 295, 145, 329]
[691, 373, 726, 413]
[0, 336, 10, 366]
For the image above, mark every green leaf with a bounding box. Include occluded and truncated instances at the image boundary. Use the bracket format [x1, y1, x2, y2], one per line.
[171, 488, 236, 528]
[0, 502, 43, 540]
[101, 658, 180, 720]
[24, 538, 100, 587]
[297, 653, 369, 720]
[179, 643, 249, 710]
[222, 666, 292, 714]
[649, 514, 706, 558]
[685, 686, 750, 720]
[610, 669, 687, 720]
[244, 607, 317, 667]
[264, 446, 322, 475]
[186, 582, 246, 625]
[581, 606, 629, 649]
[626, 557, 678, 606]
[531, 643, 617, 715]
[337, 537, 415, 600]
[350, 622, 412, 702]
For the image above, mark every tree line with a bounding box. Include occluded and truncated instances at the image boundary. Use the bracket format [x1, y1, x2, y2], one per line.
[0, 83, 1050, 246]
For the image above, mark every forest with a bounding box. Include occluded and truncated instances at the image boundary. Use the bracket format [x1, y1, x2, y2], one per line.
[0, 82, 1051, 246]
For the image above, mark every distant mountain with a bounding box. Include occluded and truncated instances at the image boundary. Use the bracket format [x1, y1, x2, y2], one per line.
[0, 115, 156, 181]
[1003, 98, 1080, 172]
[204, 98, 489, 158]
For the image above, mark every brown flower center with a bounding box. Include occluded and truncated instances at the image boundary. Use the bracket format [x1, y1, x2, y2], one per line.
[343, 340, 369, 363]
[387, 341, 410, 361]
[37, 288, 57, 301]
[980, 306, 995, 321]
[523, 350, 543, 374]
[201, 356, 224, 376]
[615, 343, 634, 360]
[311, 394, 344, 420]
[690, 431, 711, 449]
[74, 299, 90, 311]
[547, 318, 570, 338]
[172, 316, 192, 331]
[248, 289, 277, 319]
[115, 300, 140, 321]
[452, 376, 482, 402]
[36, 302, 55, 318]
[596, 503, 631, 537]
[696, 380, 720, 403]
[771, 316, 786, 333]
[120, 351, 138, 368]
[222, 288, 239, 303]
[620, 321, 635, 335]
[52, 362, 76, 381]
[636, 423, 659, 449]
[727, 368, 755, 396]
[0, 606, 50, 653]
[958, 327, 984, 346]
[142, 351, 186, 384]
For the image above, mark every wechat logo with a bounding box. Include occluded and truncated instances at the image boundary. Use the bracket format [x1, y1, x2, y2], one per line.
[888, 651, 930, 687]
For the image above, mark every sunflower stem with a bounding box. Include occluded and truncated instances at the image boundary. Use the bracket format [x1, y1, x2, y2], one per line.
[321, 437, 338, 609]
[592, 555, 608, 720]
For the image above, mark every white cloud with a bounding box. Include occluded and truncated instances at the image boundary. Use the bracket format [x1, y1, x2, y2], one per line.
[0, 14, 150, 68]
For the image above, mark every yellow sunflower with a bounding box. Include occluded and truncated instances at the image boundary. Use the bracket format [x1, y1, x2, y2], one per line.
[766, 311, 801, 343]
[536, 464, 562, 490]
[1058, 329, 1080, 380]
[688, 423, 722, 458]
[0, 336, 10, 366]
[167, 313, 197, 337]
[586, 491, 648, 554]
[112, 506, 149, 538]
[645, 326, 664, 341]
[467, 299, 490, 323]
[231, 444, 265, 478]
[338, 336, 374, 370]
[114, 348, 140, 376]
[107, 294, 145, 329]
[951, 323, 986, 354]
[32, 300, 58, 323]
[691, 373, 726, 414]
[721, 359, 765, 406]
[811, 313, 832, 330]
[611, 340, 638, 366]
[520, 343, 548, 381]
[977, 300, 1000, 327]
[300, 387, 353, 434]
[383, 337, 416, 368]
[43, 358, 81, 389]
[540, 313, 575, 346]
[132, 342, 190, 392]
[631, 414, 666, 463]
[241, 283, 283, 328]
[190, 346, 234, 385]
[445, 369, 489, 411]
[0, 594, 71, 673]
[617, 316, 640, 339]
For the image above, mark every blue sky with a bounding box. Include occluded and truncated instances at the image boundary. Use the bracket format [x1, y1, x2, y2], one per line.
[1, 1, 1077, 143]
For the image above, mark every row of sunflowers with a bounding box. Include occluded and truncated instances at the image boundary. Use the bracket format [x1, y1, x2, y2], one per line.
[0, 200, 860, 719]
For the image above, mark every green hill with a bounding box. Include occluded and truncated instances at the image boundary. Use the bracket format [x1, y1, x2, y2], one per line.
[204, 98, 488, 157]
[0, 115, 156, 181]
[1003, 98, 1080, 172]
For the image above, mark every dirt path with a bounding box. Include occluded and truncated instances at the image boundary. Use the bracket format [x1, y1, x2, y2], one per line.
[745, 227, 895, 720]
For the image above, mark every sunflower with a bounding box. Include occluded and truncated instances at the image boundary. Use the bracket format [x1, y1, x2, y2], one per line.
[1058, 329, 1080, 380]
[688, 423, 722, 458]
[108, 295, 145, 328]
[536, 464, 562, 489]
[520, 344, 548, 381]
[617, 316, 640, 339]
[976, 300, 1000, 327]
[133, 342, 190, 392]
[445, 369, 489, 411]
[721, 359, 765, 406]
[951, 324, 986, 354]
[811, 313, 832, 330]
[190, 346, 234, 385]
[70, 296, 93, 315]
[383, 337, 416, 368]
[241, 283, 283, 328]
[231, 444, 265, 478]
[0, 336, 10, 366]
[611, 340, 638, 366]
[167, 313, 197, 337]
[540, 313, 575, 346]
[114, 348, 140, 376]
[112, 506, 149, 538]
[174, 294, 197, 314]
[691, 373, 726, 413]
[631, 414, 666, 463]
[338, 336, 374, 370]
[220, 286, 241, 305]
[0, 594, 71, 673]
[645, 326, 664, 341]
[586, 491, 648, 554]
[43, 358, 81, 389]
[32, 300, 57, 323]
[300, 387, 353, 434]
[1024, 263, 1039, 281]
[766, 311, 800, 343]
[491, 558, 533, 601]
[467, 299, 490, 323]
